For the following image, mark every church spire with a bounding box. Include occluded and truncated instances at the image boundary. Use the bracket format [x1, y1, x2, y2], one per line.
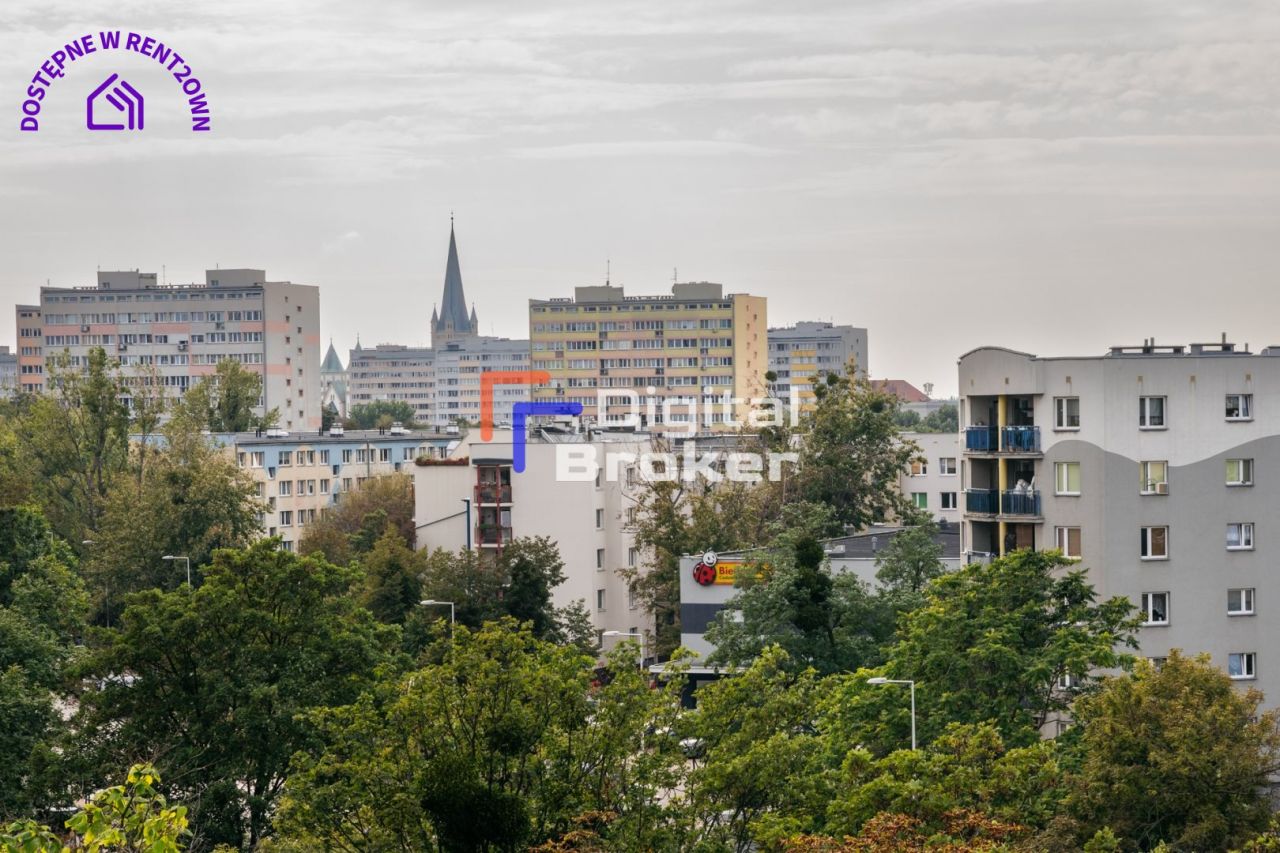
[434, 218, 474, 343]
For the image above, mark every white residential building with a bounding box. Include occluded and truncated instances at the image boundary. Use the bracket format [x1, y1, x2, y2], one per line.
[959, 338, 1280, 705]
[900, 431, 962, 527]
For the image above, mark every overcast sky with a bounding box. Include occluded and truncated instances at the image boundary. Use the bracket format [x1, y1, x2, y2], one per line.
[3, 0, 1280, 396]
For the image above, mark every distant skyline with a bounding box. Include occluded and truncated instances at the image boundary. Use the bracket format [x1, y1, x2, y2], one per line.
[4, 0, 1280, 397]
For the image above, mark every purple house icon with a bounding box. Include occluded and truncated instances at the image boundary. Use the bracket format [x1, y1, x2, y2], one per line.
[87, 74, 144, 131]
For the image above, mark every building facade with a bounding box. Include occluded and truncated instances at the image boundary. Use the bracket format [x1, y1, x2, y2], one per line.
[0, 346, 16, 397]
[414, 427, 651, 652]
[344, 224, 529, 427]
[958, 340, 1280, 701]
[767, 321, 868, 408]
[900, 431, 962, 527]
[17, 269, 322, 430]
[222, 427, 458, 553]
[15, 304, 43, 395]
[528, 281, 767, 432]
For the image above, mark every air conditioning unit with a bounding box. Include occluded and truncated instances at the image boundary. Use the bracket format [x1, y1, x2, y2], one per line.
[81, 325, 90, 333]
[1155, 482, 1169, 495]
[215, 322, 225, 330]
[177, 341, 188, 351]
[117, 343, 128, 352]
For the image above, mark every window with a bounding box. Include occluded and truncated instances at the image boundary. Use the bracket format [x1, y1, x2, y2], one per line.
[1226, 459, 1254, 486]
[1055, 462, 1081, 495]
[912, 492, 928, 509]
[939, 457, 957, 475]
[320, 479, 330, 494]
[596, 589, 606, 611]
[596, 548, 605, 569]
[1140, 592, 1169, 625]
[1227, 523, 1254, 550]
[595, 508, 604, 529]
[1148, 656, 1167, 670]
[628, 547, 639, 567]
[1140, 526, 1168, 560]
[940, 492, 957, 510]
[319, 450, 330, 464]
[1139, 461, 1168, 495]
[250, 451, 264, 468]
[1055, 526, 1082, 559]
[1228, 652, 1256, 680]
[1228, 588, 1255, 616]
[1139, 395, 1166, 429]
[1054, 397, 1080, 429]
[628, 587, 638, 610]
[909, 460, 927, 476]
[278, 481, 292, 496]
[1226, 393, 1253, 421]
[278, 450, 292, 466]
[279, 510, 293, 527]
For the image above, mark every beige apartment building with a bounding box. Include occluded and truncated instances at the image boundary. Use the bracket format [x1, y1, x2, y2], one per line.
[18, 269, 321, 431]
[528, 281, 767, 431]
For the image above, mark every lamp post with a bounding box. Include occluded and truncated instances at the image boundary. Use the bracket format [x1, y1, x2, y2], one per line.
[602, 630, 646, 669]
[420, 599, 455, 635]
[867, 676, 916, 750]
[162, 555, 191, 586]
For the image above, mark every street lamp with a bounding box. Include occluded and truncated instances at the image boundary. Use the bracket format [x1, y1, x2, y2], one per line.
[419, 599, 455, 630]
[602, 630, 646, 669]
[867, 676, 917, 750]
[162, 555, 191, 586]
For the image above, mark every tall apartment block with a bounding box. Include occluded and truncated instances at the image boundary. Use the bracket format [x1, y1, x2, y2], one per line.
[528, 282, 767, 430]
[17, 269, 321, 430]
[346, 223, 529, 427]
[958, 339, 1280, 702]
[768, 321, 868, 409]
[15, 304, 43, 394]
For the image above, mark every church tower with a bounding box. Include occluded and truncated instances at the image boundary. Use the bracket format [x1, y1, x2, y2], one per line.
[433, 218, 478, 345]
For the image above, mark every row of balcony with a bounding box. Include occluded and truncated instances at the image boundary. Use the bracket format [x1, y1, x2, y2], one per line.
[965, 425, 1041, 453]
[964, 488, 1042, 517]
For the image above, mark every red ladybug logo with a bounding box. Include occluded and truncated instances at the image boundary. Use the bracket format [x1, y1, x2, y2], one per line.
[693, 562, 716, 586]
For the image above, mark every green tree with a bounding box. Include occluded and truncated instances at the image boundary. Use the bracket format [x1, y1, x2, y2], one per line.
[358, 528, 424, 625]
[874, 522, 946, 615]
[275, 620, 601, 851]
[685, 646, 831, 852]
[178, 359, 277, 433]
[71, 541, 395, 850]
[1056, 652, 1280, 851]
[298, 474, 415, 565]
[501, 537, 566, 640]
[15, 348, 130, 540]
[706, 528, 893, 676]
[795, 374, 920, 530]
[826, 549, 1140, 751]
[920, 403, 958, 434]
[82, 420, 262, 624]
[0, 764, 188, 853]
[345, 401, 416, 430]
[0, 507, 87, 819]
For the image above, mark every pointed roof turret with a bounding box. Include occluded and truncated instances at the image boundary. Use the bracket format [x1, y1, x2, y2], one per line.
[434, 220, 474, 341]
[321, 339, 345, 373]
[470, 303, 478, 328]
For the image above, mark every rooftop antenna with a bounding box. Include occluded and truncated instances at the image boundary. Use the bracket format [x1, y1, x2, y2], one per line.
[606, 259, 611, 286]
[162, 264, 166, 285]
[673, 267, 678, 284]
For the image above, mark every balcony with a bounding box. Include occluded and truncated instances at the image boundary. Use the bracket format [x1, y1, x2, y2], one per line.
[1001, 426, 1040, 453]
[474, 484, 513, 505]
[964, 425, 1041, 454]
[964, 489, 1042, 517]
[965, 426, 998, 452]
[965, 489, 998, 514]
[476, 524, 513, 546]
[1001, 489, 1041, 516]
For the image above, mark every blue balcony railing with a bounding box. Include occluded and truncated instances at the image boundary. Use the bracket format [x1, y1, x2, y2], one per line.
[1001, 489, 1042, 516]
[1001, 425, 1041, 453]
[965, 427, 999, 452]
[965, 489, 999, 514]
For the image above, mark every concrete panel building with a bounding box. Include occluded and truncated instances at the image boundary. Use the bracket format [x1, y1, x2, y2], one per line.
[900, 431, 962, 526]
[768, 321, 868, 409]
[529, 281, 767, 432]
[414, 426, 652, 653]
[958, 338, 1280, 701]
[18, 269, 321, 430]
[0, 346, 16, 398]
